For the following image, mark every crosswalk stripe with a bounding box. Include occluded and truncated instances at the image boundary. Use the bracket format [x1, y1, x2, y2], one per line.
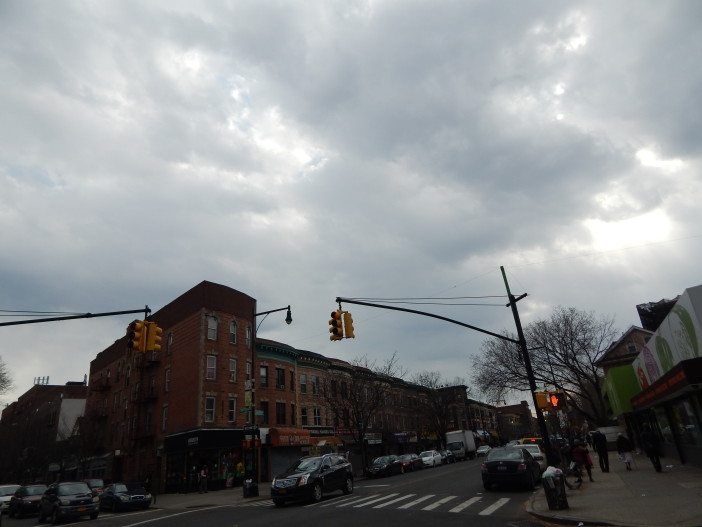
[398, 494, 435, 509]
[478, 497, 510, 516]
[336, 494, 380, 508]
[421, 495, 457, 511]
[311, 495, 357, 508]
[353, 493, 400, 508]
[372, 494, 416, 509]
[448, 496, 481, 513]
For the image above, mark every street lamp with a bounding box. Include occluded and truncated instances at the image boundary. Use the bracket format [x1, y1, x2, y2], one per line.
[245, 304, 292, 492]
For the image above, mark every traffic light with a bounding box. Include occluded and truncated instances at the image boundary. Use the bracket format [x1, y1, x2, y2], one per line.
[535, 391, 548, 410]
[127, 320, 146, 353]
[342, 311, 355, 338]
[329, 310, 344, 341]
[146, 321, 163, 352]
[548, 392, 562, 409]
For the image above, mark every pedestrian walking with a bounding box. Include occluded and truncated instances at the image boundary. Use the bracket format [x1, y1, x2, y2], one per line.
[571, 441, 594, 482]
[640, 425, 662, 472]
[198, 465, 209, 493]
[592, 430, 609, 473]
[616, 433, 634, 471]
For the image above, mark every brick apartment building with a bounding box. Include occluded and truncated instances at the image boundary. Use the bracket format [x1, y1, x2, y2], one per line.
[0, 381, 88, 482]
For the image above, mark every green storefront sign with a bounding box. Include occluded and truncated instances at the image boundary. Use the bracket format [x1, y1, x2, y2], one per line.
[604, 364, 641, 417]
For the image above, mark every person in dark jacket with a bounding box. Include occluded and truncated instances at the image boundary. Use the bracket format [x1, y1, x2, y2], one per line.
[571, 441, 594, 482]
[591, 430, 609, 473]
[616, 433, 634, 471]
[640, 425, 662, 472]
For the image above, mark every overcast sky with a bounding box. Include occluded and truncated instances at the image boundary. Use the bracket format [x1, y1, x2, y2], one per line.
[2, 1, 701, 408]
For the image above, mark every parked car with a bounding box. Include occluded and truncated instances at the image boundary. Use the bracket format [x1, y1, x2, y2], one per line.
[271, 454, 353, 506]
[481, 447, 541, 491]
[419, 450, 442, 468]
[83, 479, 105, 497]
[99, 483, 152, 512]
[398, 454, 423, 472]
[505, 440, 520, 447]
[441, 450, 456, 464]
[476, 445, 492, 457]
[511, 444, 547, 471]
[38, 481, 99, 523]
[367, 455, 404, 477]
[0, 485, 20, 514]
[8, 484, 47, 518]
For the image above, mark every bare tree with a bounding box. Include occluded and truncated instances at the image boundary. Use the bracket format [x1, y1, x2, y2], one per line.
[412, 372, 469, 448]
[322, 353, 405, 469]
[472, 306, 617, 426]
[0, 355, 12, 395]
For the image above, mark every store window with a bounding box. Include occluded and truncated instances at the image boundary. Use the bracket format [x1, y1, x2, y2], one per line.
[653, 406, 674, 443]
[669, 398, 702, 446]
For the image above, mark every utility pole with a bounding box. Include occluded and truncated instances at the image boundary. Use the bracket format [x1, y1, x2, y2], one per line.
[500, 266, 556, 465]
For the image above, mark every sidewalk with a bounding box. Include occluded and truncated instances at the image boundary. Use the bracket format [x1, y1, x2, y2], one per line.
[527, 453, 702, 527]
[152, 483, 271, 510]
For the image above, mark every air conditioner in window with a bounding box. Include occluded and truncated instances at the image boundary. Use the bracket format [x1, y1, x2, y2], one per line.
[278, 384, 285, 389]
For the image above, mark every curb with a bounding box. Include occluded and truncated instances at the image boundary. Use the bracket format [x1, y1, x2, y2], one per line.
[525, 490, 620, 527]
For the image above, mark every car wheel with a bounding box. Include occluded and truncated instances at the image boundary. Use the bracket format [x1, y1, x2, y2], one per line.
[342, 477, 353, 495]
[90, 511, 99, 520]
[312, 483, 323, 503]
[51, 507, 61, 525]
[273, 498, 286, 507]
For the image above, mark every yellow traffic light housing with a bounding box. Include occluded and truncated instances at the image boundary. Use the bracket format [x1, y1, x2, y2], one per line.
[127, 320, 146, 353]
[146, 321, 163, 352]
[329, 310, 344, 341]
[342, 312, 355, 338]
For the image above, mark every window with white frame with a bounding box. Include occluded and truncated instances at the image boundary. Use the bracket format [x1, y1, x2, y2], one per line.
[206, 315, 218, 340]
[311, 375, 319, 395]
[229, 358, 237, 382]
[313, 407, 321, 426]
[228, 397, 236, 423]
[245, 325, 251, 348]
[246, 361, 251, 380]
[229, 320, 237, 344]
[164, 368, 171, 392]
[206, 355, 217, 380]
[205, 396, 216, 422]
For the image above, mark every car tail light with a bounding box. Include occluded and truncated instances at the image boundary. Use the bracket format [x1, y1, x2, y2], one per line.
[517, 463, 527, 471]
[480, 463, 487, 473]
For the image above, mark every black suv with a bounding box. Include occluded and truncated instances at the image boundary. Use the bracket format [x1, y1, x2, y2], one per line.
[271, 454, 353, 506]
[38, 481, 99, 523]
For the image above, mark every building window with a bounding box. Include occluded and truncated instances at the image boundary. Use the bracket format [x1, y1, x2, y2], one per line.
[276, 368, 285, 389]
[311, 375, 319, 395]
[206, 315, 218, 340]
[166, 332, 174, 355]
[245, 326, 251, 348]
[301, 407, 308, 426]
[205, 396, 216, 422]
[300, 374, 307, 394]
[206, 355, 217, 380]
[229, 320, 237, 344]
[260, 401, 269, 425]
[260, 366, 268, 388]
[291, 403, 296, 426]
[313, 407, 321, 426]
[246, 361, 251, 380]
[290, 371, 295, 392]
[276, 402, 286, 425]
[162, 405, 168, 432]
[228, 397, 236, 423]
[164, 368, 171, 392]
[229, 358, 237, 382]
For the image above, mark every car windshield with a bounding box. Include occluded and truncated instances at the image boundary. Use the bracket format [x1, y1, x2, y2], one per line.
[84, 479, 103, 488]
[487, 448, 523, 461]
[447, 441, 463, 450]
[399, 455, 412, 460]
[0, 485, 19, 496]
[373, 456, 390, 465]
[289, 457, 321, 472]
[58, 483, 91, 496]
[26, 486, 47, 496]
[115, 484, 128, 493]
[419, 451, 433, 457]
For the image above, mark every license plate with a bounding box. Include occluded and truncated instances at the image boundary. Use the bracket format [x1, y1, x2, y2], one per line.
[497, 466, 507, 471]
[78, 507, 87, 511]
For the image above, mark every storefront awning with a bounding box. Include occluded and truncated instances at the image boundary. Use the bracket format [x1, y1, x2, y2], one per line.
[631, 357, 702, 410]
[269, 427, 312, 447]
[316, 436, 343, 447]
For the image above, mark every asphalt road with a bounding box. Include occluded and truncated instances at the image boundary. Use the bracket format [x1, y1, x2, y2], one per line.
[1, 458, 547, 527]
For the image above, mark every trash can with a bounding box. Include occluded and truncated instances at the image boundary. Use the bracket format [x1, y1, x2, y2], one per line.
[542, 473, 569, 510]
[242, 478, 259, 498]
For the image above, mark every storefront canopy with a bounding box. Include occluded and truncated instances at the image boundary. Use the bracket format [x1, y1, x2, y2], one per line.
[268, 427, 311, 447]
[631, 357, 702, 410]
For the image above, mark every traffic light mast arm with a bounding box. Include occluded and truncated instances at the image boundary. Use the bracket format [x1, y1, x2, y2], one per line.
[0, 307, 151, 328]
[334, 297, 519, 344]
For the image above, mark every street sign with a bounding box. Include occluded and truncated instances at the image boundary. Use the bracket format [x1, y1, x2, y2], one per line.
[255, 410, 264, 417]
[239, 408, 251, 414]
